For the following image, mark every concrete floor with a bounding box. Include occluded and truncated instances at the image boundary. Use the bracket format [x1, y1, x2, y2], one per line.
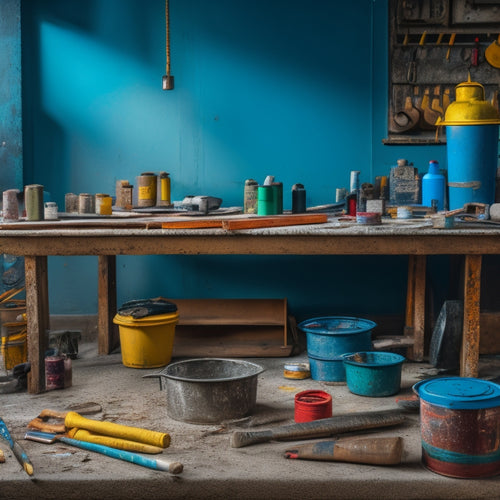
[1, 343, 499, 500]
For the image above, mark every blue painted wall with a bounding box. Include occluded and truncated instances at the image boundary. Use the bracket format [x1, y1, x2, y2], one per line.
[20, 0, 449, 320]
[0, 0, 23, 192]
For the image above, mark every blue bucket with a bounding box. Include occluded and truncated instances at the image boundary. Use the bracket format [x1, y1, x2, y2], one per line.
[298, 316, 375, 359]
[343, 351, 405, 397]
[308, 355, 346, 382]
[446, 124, 499, 210]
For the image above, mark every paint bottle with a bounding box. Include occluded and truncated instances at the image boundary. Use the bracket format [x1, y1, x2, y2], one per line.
[422, 160, 445, 211]
[65, 193, 79, 213]
[25, 184, 44, 221]
[157, 172, 171, 206]
[292, 183, 306, 213]
[244, 179, 258, 214]
[44, 202, 58, 220]
[2, 189, 20, 222]
[346, 171, 360, 216]
[136, 172, 157, 207]
[78, 193, 94, 214]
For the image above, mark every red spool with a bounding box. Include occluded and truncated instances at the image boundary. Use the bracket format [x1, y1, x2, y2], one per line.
[294, 390, 332, 423]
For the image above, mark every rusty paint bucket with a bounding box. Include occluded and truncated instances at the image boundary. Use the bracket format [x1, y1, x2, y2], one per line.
[413, 377, 500, 478]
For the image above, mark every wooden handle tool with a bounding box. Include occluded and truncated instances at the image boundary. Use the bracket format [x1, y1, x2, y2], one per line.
[284, 436, 403, 465]
[28, 409, 170, 448]
[230, 409, 405, 448]
[64, 412, 170, 448]
[25, 431, 182, 474]
[66, 428, 164, 454]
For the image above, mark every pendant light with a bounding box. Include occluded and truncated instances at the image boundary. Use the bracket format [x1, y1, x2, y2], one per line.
[162, 0, 174, 90]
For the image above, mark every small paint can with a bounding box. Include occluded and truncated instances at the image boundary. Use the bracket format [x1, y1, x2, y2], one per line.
[2, 189, 20, 222]
[157, 172, 171, 206]
[115, 180, 133, 209]
[284, 362, 310, 380]
[271, 182, 283, 214]
[244, 179, 258, 214]
[414, 377, 500, 478]
[78, 193, 95, 214]
[257, 185, 274, 215]
[397, 206, 412, 219]
[336, 187, 347, 203]
[294, 390, 332, 423]
[136, 172, 157, 207]
[45, 356, 65, 390]
[65, 193, 79, 213]
[95, 193, 112, 215]
[24, 184, 44, 221]
[44, 202, 58, 220]
[291, 183, 306, 214]
[356, 212, 381, 225]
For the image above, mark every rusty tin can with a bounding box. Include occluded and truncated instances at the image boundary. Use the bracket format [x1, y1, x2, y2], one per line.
[136, 172, 157, 207]
[414, 377, 500, 478]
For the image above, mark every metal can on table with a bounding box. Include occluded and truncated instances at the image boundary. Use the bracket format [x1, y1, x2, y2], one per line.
[25, 184, 44, 221]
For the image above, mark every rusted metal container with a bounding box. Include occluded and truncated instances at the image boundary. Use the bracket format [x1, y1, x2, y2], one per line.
[414, 377, 500, 478]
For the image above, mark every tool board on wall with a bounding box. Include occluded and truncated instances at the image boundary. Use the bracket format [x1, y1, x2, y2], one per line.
[385, 0, 500, 145]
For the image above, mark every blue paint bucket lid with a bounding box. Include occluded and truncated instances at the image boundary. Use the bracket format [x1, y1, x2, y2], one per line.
[413, 377, 500, 410]
[298, 316, 377, 335]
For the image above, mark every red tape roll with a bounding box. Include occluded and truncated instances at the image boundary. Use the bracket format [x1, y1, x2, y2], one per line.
[294, 390, 332, 423]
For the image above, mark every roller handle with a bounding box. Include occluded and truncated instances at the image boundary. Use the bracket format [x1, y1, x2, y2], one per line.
[58, 436, 183, 474]
[12, 440, 34, 476]
[231, 409, 405, 448]
[67, 428, 164, 454]
[64, 412, 170, 448]
[284, 436, 403, 465]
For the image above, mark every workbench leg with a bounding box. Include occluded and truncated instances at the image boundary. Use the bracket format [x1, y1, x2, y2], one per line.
[25, 256, 50, 394]
[405, 255, 426, 361]
[98, 255, 119, 355]
[461, 254, 481, 378]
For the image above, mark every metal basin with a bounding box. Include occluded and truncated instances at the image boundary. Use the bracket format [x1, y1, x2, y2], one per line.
[145, 358, 264, 424]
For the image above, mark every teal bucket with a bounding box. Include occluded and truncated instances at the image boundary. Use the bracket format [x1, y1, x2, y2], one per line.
[343, 352, 405, 397]
[446, 124, 499, 210]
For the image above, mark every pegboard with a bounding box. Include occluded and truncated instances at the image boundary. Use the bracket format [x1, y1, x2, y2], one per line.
[384, 0, 500, 145]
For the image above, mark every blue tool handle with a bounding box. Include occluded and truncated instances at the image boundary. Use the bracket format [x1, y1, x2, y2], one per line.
[13, 441, 34, 476]
[59, 436, 183, 474]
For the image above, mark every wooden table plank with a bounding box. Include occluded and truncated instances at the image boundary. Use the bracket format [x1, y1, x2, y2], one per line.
[461, 254, 482, 377]
[25, 256, 50, 394]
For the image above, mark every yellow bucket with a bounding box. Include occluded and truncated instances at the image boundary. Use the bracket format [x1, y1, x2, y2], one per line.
[1, 333, 27, 370]
[113, 311, 179, 368]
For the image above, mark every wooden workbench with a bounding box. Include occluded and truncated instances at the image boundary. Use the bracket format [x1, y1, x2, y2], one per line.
[0, 216, 496, 394]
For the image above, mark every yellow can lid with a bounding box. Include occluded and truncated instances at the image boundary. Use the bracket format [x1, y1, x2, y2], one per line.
[437, 76, 500, 126]
[113, 311, 179, 326]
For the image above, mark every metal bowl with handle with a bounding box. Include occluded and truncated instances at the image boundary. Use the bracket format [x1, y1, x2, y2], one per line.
[144, 358, 264, 424]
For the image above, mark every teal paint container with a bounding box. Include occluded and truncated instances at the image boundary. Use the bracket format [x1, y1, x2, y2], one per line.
[446, 125, 499, 209]
[257, 185, 274, 215]
[438, 78, 500, 210]
[343, 352, 405, 397]
[422, 160, 445, 211]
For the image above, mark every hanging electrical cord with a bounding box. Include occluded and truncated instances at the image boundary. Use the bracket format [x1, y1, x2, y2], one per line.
[162, 0, 174, 90]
